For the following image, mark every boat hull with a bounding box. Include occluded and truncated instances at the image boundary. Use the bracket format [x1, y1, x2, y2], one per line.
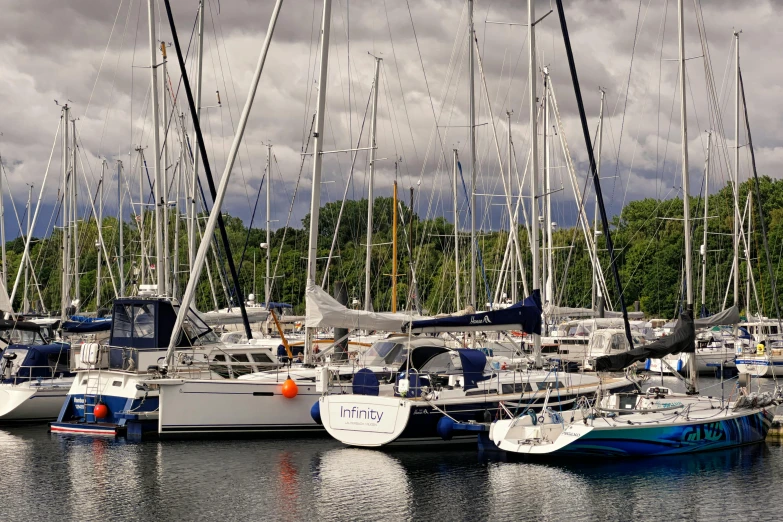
[493, 407, 775, 458]
[156, 378, 323, 437]
[0, 381, 72, 423]
[736, 356, 783, 377]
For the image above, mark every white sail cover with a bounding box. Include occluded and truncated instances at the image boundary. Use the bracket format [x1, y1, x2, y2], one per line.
[694, 306, 740, 328]
[543, 303, 644, 320]
[306, 282, 417, 331]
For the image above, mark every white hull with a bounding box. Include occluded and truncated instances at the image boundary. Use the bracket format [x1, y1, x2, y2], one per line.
[646, 350, 736, 374]
[736, 356, 783, 377]
[0, 380, 73, 422]
[157, 377, 322, 436]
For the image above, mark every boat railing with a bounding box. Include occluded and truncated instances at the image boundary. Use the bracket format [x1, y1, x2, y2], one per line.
[3, 365, 70, 386]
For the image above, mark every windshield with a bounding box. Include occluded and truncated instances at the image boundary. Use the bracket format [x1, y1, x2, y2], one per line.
[1, 349, 28, 378]
[419, 351, 462, 374]
[1, 329, 44, 346]
[360, 341, 403, 366]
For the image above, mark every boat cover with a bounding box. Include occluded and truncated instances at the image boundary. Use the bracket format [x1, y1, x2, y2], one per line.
[305, 282, 418, 331]
[62, 315, 112, 333]
[197, 308, 270, 326]
[457, 349, 489, 391]
[594, 311, 694, 372]
[408, 290, 542, 334]
[694, 305, 740, 328]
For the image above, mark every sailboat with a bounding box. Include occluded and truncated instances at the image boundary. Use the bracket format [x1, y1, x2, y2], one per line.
[490, 0, 779, 459]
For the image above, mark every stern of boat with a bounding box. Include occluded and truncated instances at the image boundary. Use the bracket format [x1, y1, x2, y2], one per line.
[318, 394, 412, 447]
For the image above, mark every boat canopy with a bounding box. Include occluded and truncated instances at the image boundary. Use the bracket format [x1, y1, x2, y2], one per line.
[457, 349, 488, 391]
[305, 282, 418, 331]
[693, 305, 740, 328]
[407, 290, 542, 334]
[594, 311, 694, 372]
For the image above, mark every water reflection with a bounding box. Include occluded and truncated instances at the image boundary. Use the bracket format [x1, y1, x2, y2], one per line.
[0, 426, 780, 521]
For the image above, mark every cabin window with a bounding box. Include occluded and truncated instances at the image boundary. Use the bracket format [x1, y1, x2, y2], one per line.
[771, 326, 779, 335]
[251, 353, 273, 363]
[611, 334, 625, 352]
[131, 305, 156, 339]
[228, 354, 252, 376]
[501, 382, 533, 394]
[209, 354, 231, 378]
[536, 381, 564, 391]
[466, 388, 497, 396]
[112, 381, 123, 387]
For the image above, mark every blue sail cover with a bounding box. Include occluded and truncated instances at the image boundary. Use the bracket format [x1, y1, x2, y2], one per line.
[457, 349, 489, 391]
[408, 290, 542, 335]
[62, 316, 112, 333]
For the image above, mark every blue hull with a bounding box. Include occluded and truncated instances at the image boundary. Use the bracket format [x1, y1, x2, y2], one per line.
[52, 393, 159, 438]
[553, 409, 774, 457]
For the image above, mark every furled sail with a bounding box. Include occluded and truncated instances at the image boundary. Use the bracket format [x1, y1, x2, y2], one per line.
[594, 311, 694, 372]
[305, 282, 416, 331]
[408, 290, 542, 334]
[693, 305, 740, 328]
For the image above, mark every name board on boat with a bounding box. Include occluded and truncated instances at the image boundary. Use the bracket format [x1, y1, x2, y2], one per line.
[328, 403, 397, 434]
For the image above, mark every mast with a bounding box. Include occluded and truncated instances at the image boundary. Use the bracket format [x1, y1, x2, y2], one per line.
[265, 144, 272, 308]
[468, 0, 477, 309]
[23, 185, 31, 313]
[364, 56, 381, 312]
[746, 189, 752, 317]
[60, 105, 70, 319]
[0, 158, 5, 289]
[71, 120, 82, 311]
[507, 111, 516, 303]
[593, 89, 605, 314]
[528, 0, 542, 366]
[97, 169, 103, 308]
[190, 0, 205, 273]
[733, 31, 740, 308]
[148, 0, 164, 296]
[700, 132, 711, 316]
[678, 0, 695, 391]
[544, 68, 553, 308]
[305, 0, 332, 361]
[71, 119, 79, 310]
[118, 160, 124, 296]
[162, 0, 282, 363]
[392, 178, 398, 313]
[453, 149, 460, 311]
[161, 42, 170, 296]
[136, 146, 146, 286]
[173, 115, 184, 300]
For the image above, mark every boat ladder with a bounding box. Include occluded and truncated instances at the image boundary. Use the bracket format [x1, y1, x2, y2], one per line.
[83, 370, 101, 423]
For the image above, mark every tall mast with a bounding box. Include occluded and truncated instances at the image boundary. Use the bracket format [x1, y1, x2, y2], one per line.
[190, 0, 206, 273]
[136, 147, 146, 286]
[161, 42, 170, 296]
[746, 189, 752, 317]
[97, 168, 103, 308]
[148, 0, 164, 295]
[507, 111, 516, 303]
[71, 119, 79, 311]
[265, 144, 272, 308]
[118, 160, 124, 296]
[0, 157, 5, 289]
[593, 89, 605, 314]
[23, 185, 31, 313]
[364, 56, 381, 312]
[173, 114, 184, 300]
[453, 149, 461, 310]
[700, 132, 711, 316]
[678, 0, 695, 391]
[305, 0, 332, 360]
[733, 31, 740, 308]
[544, 68, 553, 307]
[392, 177, 398, 313]
[468, 0, 477, 309]
[528, 0, 541, 365]
[60, 105, 70, 320]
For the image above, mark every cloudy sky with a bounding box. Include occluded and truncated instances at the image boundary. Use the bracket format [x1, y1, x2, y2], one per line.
[0, 0, 778, 240]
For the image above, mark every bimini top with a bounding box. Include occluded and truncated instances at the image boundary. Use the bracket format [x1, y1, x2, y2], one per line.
[407, 290, 542, 335]
[594, 311, 695, 372]
[62, 315, 112, 333]
[1, 343, 71, 382]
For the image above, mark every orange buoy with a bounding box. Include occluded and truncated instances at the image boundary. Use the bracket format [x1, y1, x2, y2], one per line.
[94, 403, 109, 419]
[281, 378, 298, 399]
